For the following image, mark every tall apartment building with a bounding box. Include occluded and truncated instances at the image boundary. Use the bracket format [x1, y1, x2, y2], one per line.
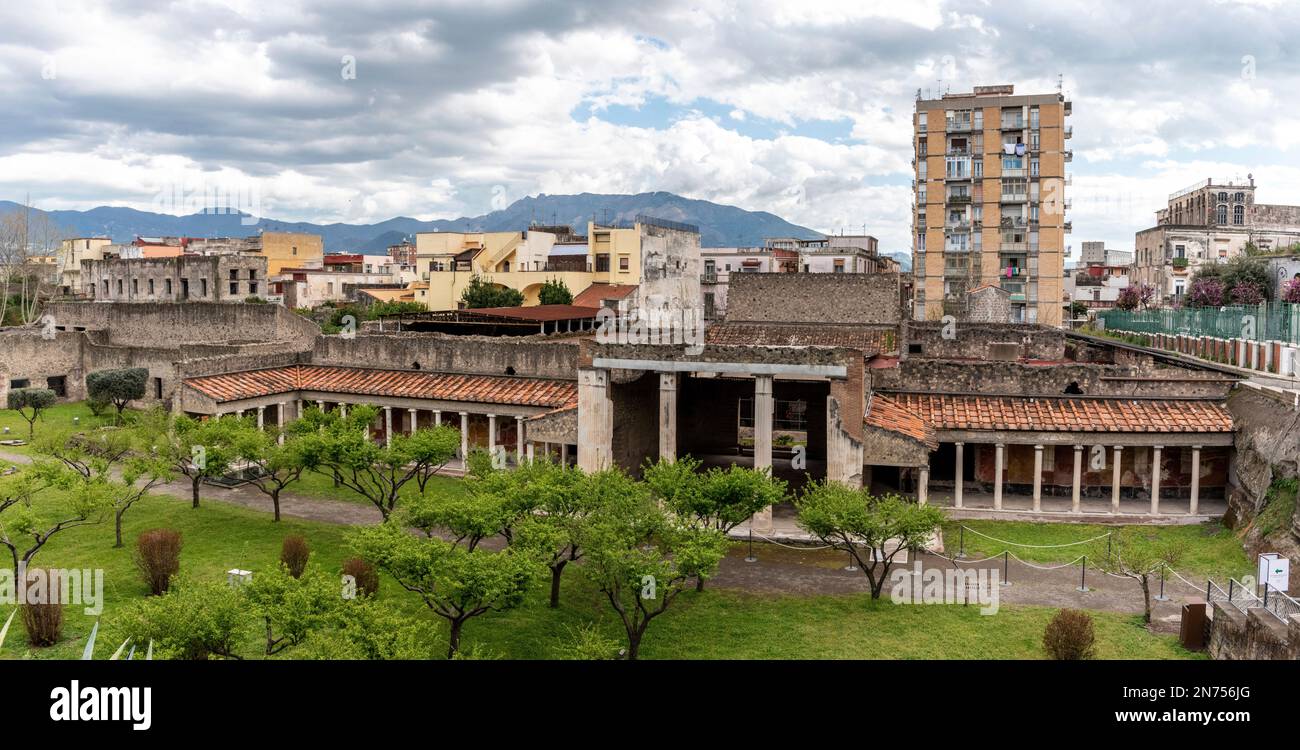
[912, 84, 1072, 325]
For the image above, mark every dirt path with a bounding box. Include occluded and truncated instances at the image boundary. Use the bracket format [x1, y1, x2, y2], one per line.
[0, 449, 1204, 626]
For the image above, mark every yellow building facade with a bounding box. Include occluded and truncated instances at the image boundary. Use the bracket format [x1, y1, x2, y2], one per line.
[257, 231, 323, 275]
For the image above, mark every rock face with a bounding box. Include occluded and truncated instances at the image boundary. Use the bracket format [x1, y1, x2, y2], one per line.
[1225, 387, 1300, 590]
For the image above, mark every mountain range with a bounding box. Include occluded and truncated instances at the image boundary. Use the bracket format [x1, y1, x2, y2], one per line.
[0, 191, 910, 270]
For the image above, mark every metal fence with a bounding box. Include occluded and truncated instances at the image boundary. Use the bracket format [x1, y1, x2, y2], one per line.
[1099, 302, 1300, 345]
[1207, 578, 1300, 624]
[1261, 583, 1300, 624]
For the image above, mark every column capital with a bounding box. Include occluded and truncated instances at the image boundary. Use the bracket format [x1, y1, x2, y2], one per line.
[1153, 444, 1164, 451]
[1191, 444, 1202, 451]
[407, 407, 416, 413]
[1073, 444, 1083, 451]
[954, 441, 964, 447]
[458, 411, 468, 417]
[1033, 443, 1044, 451]
[487, 413, 497, 419]
[1113, 445, 1124, 452]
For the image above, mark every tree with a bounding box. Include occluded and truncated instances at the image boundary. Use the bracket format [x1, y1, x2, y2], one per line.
[6, 388, 55, 440]
[1229, 281, 1264, 305]
[579, 481, 727, 659]
[1115, 283, 1154, 312]
[115, 576, 251, 659]
[291, 406, 458, 520]
[1220, 255, 1271, 301]
[460, 275, 524, 308]
[0, 466, 109, 573]
[1283, 277, 1300, 304]
[85, 368, 148, 420]
[296, 597, 439, 660]
[0, 207, 65, 326]
[348, 520, 540, 658]
[139, 409, 241, 509]
[245, 566, 342, 656]
[1092, 528, 1182, 624]
[1186, 277, 1225, 308]
[1068, 301, 1090, 320]
[795, 480, 945, 599]
[643, 457, 786, 590]
[232, 422, 306, 522]
[538, 278, 573, 305]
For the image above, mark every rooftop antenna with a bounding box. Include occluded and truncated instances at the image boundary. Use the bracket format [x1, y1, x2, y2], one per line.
[1057, 73, 1063, 93]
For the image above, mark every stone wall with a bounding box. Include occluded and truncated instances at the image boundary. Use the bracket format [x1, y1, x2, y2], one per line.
[903, 321, 1066, 361]
[636, 223, 702, 322]
[724, 273, 902, 325]
[42, 301, 319, 347]
[312, 333, 580, 380]
[82, 255, 269, 302]
[1206, 602, 1300, 660]
[873, 360, 1234, 398]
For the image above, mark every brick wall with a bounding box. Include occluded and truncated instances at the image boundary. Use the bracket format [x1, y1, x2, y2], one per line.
[724, 272, 902, 325]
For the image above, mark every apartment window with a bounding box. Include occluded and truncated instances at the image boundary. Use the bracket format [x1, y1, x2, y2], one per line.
[945, 157, 971, 178]
[164, 278, 172, 295]
[1216, 204, 1228, 224]
[973, 109, 983, 130]
[1218, 192, 1228, 202]
[249, 269, 257, 279]
[1233, 205, 1244, 225]
[229, 281, 238, 295]
[116, 279, 123, 295]
[200, 278, 208, 297]
[972, 160, 983, 178]
[229, 269, 238, 280]
[595, 254, 610, 272]
[249, 282, 258, 295]
[1030, 158, 1040, 176]
[1029, 131, 1040, 150]
[1030, 106, 1040, 129]
[292, 246, 298, 256]
[132, 279, 138, 295]
[618, 255, 630, 272]
[46, 376, 66, 397]
[1175, 244, 1186, 259]
[833, 260, 845, 273]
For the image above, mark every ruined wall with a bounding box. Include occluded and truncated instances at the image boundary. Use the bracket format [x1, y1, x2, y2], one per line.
[82, 255, 269, 302]
[42, 301, 319, 347]
[312, 333, 579, 380]
[0, 330, 88, 401]
[610, 370, 659, 475]
[724, 273, 902, 325]
[1206, 603, 1299, 660]
[873, 360, 1234, 398]
[636, 224, 702, 323]
[904, 321, 1066, 361]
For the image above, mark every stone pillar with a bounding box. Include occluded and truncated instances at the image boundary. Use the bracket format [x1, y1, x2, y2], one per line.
[339, 403, 347, 419]
[1071, 444, 1083, 514]
[295, 399, 303, 419]
[917, 466, 929, 506]
[1190, 445, 1202, 515]
[458, 411, 469, 460]
[993, 443, 1005, 511]
[1150, 445, 1163, 515]
[383, 406, 393, 448]
[316, 400, 324, 413]
[658, 372, 678, 462]
[278, 403, 287, 445]
[434, 410, 442, 426]
[256, 405, 265, 429]
[577, 368, 613, 472]
[1111, 445, 1123, 513]
[751, 375, 775, 532]
[561, 443, 569, 466]
[1032, 444, 1044, 512]
[487, 413, 497, 458]
[515, 415, 524, 464]
[526, 442, 535, 464]
[408, 408, 417, 435]
[953, 442, 964, 509]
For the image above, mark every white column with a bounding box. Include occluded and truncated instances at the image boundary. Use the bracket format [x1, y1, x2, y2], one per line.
[295, 399, 304, 419]
[515, 415, 525, 464]
[339, 403, 347, 419]
[278, 403, 287, 445]
[659, 372, 678, 462]
[408, 408, 417, 434]
[487, 413, 497, 458]
[1111, 446, 1123, 513]
[1189, 445, 1202, 515]
[434, 410, 442, 426]
[917, 466, 930, 506]
[256, 405, 265, 429]
[316, 400, 324, 413]
[560, 443, 569, 465]
[459, 411, 469, 460]
[1032, 444, 1044, 512]
[526, 442, 535, 464]
[1071, 444, 1083, 514]
[953, 442, 964, 509]
[751, 375, 775, 532]
[993, 443, 1005, 511]
[1150, 445, 1163, 515]
[383, 406, 393, 448]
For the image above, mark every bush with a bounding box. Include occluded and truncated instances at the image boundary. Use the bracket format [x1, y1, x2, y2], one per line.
[280, 535, 310, 579]
[20, 569, 64, 647]
[85, 367, 148, 417]
[1043, 608, 1096, 660]
[86, 397, 110, 417]
[341, 558, 379, 598]
[135, 529, 183, 595]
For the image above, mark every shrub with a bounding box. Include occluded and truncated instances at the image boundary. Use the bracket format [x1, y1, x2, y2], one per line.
[86, 397, 110, 417]
[280, 535, 310, 579]
[20, 569, 64, 647]
[85, 367, 148, 417]
[1282, 278, 1300, 304]
[341, 558, 379, 598]
[135, 529, 183, 595]
[1043, 608, 1096, 660]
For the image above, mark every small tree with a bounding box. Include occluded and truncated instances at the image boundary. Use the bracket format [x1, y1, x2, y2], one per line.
[1282, 277, 1300, 304]
[460, 275, 524, 308]
[348, 520, 540, 658]
[1093, 528, 1182, 624]
[579, 482, 728, 659]
[296, 598, 438, 660]
[134, 529, 182, 595]
[38, 432, 172, 548]
[1229, 281, 1264, 305]
[1043, 608, 1096, 660]
[116, 576, 250, 660]
[141, 410, 241, 509]
[6, 388, 55, 440]
[341, 558, 379, 597]
[795, 480, 945, 599]
[1186, 277, 1225, 308]
[538, 278, 574, 305]
[0, 467, 109, 573]
[85, 368, 148, 420]
[233, 422, 306, 522]
[280, 535, 310, 578]
[245, 566, 341, 656]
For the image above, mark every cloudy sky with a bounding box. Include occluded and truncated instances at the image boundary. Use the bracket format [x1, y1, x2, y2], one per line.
[2, 0, 1299, 256]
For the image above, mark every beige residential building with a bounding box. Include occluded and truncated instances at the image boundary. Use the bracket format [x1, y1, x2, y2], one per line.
[912, 84, 1072, 325]
[57, 237, 113, 296]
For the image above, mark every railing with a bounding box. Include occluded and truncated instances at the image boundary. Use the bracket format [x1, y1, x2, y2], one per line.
[1208, 578, 1300, 624]
[701, 272, 718, 283]
[1261, 583, 1300, 623]
[946, 194, 971, 204]
[1099, 302, 1300, 345]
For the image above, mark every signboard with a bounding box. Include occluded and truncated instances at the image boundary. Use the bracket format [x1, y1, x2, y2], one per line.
[1257, 553, 1290, 593]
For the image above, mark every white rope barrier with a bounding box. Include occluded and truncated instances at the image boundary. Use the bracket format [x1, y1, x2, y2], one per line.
[1007, 551, 1087, 571]
[747, 531, 835, 551]
[959, 525, 1112, 549]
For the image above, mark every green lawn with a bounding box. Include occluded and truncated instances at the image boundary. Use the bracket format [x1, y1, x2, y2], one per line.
[0, 484, 1200, 660]
[0, 401, 119, 456]
[941, 519, 1253, 580]
[290, 466, 467, 505]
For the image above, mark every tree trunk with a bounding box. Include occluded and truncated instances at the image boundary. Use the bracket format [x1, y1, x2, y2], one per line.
[1140, 576, 1152, 624]
[191, 476, 201, 509]
[626, 630, 642, 661]
[696, 576, 705, 592]
[549, 562, 566, 608]
[272, 488, 281, 522]
[114, 508, 124, 548]
[447, 618, 464, 659]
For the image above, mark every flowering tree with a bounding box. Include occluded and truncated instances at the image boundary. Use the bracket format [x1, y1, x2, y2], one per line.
[1282, 278, 1300, 304]
[1229, 281, 1264, 305]
[1186, 277, 1225, 308]
[1115, 284, 1153, 311]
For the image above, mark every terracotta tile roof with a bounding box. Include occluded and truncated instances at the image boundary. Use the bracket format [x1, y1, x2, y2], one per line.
[865, 394, 937, 448]
[705, 322, 897, 354]
[184, 365, 577, 408]
[572, 283, 638, 307]
[466, 304, 600, 321]
[884, 393, 1233, 434]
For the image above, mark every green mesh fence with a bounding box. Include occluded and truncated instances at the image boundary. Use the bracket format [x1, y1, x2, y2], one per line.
[1098, 302, 1300, 345]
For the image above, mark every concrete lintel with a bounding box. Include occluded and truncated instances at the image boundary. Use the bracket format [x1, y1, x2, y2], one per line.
[591, 358, 846, 378]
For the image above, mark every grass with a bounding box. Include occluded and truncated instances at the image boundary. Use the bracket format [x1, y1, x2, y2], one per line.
[0, 483, 1201, 660]
[289, 466, 467, 506]
[1255, 478, 1297, 539]
[0, 402, 119, 455]
[941, 519, 1253, 580]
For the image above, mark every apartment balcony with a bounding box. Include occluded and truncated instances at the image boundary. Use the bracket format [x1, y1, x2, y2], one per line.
[946, 121, 972, 132]
[1063, 150, 1073, 162]
[1064, 100, 1072, 116]
[1000, 242, 1028, 253]
[1001, 167, 1027, 178]
[945, 221, 972, 232]
[1000, 193, 1029, 203]
[946, 194, 972, 204]
[1064, 125, 1073, 139]
[944, 243, 971, 254]
[945, 147, 971, 156]
[1063, 198, 1072, 210]
[1064, 221, 1073, 233]
[701, 271, 719, 283]
[1000, 118, 1025, 130]
[1000, 216, 1029, 228]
